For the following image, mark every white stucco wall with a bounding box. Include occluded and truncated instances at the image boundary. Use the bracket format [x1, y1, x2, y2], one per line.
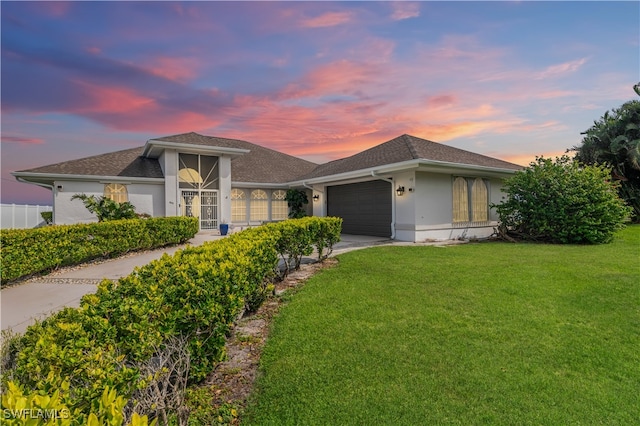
[53, 180, 164, 225]
[219, 156, 232, 224]
[160, 150, 179, 217]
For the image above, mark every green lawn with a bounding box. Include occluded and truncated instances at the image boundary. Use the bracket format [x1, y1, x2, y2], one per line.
[244, 226, 640, 425]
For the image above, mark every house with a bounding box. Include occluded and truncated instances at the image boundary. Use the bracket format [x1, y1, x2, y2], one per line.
[12, 133, 522, 241]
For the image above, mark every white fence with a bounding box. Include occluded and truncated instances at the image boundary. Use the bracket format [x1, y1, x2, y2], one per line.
[1, 203, 53, 229]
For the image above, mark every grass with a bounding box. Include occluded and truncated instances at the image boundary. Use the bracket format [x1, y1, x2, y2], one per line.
[243, 226, 640, 425]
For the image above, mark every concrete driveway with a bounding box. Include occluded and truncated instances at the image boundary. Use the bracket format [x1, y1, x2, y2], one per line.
[1, 233, 391, 335]
[1, 232, 222, 334]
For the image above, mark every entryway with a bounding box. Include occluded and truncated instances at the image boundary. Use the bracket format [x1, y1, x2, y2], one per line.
[181, 189, 219, 230]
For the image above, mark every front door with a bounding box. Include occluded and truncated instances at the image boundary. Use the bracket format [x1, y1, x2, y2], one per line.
[181, 189, 218, 230]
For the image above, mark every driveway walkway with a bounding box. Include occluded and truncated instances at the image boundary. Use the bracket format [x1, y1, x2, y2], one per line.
[1, 232, 223, 334]
[1, 233, 391, 335]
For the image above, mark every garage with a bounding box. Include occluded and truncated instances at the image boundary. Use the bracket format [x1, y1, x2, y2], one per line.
[327, 180, 392, 237]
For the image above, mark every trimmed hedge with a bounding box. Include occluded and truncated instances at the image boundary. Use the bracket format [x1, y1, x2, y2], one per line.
[0, 217, 199, 283]
[1, 217, 342, 421]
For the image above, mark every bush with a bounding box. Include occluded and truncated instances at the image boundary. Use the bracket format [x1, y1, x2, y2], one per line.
[1, 217, 199, 283]
[1, 217, 342, 422]
[285, 189, 308, 218]
[493, 156, 631, 244]
[71, 194, 138, 221]
[40, 211, 53, 225]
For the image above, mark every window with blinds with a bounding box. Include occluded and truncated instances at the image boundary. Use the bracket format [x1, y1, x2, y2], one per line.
[231, 189, 246, 222]
[452, 177, 489, 224]
[104, 183, 128, 203]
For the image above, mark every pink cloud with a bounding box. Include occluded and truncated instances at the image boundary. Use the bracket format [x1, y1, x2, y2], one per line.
[299, 11, 354, 28]
[71, 81, 156, 114]
[279, 60, 378, 100]
[37, 1, 71, 18]
[535, 58, 588, 80]
[145, 56, 199, 82]
[1, 135, 44, 145]
[426, 94, 457, 109]
[390, 2, 421, 21]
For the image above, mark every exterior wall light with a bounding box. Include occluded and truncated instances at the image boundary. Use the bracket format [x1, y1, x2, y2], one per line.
[313, 194, 320, 202]
[396, 186, 405, 196]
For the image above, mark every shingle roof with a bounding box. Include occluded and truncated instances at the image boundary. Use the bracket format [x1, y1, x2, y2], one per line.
[15, 133, 520, 184]
[16, 147, 164, 178]
[154, 132, 318, 183]
[298, 134, 522, 179]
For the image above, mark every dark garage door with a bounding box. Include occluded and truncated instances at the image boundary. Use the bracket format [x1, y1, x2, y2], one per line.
[327, 180, 392, 237]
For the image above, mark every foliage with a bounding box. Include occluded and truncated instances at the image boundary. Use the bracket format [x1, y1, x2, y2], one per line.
[245, 227, 639, 425]
[284, 189, 308, 219]
[571, 100, 640, 221]
[493, 156, 631, 244]
[1, 217, 342, 422]
[40, 211, 53, 225]
[1, 378, 155, 425]
[169, 386, 240, 425]
[71, 194, 138, 221]
[1, 217, 199, 283]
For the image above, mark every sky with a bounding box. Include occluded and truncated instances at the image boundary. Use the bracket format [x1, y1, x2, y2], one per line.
[1, 1, 638, 205]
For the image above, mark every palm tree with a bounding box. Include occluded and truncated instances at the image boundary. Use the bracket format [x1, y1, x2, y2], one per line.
[572, 99, 640, 221]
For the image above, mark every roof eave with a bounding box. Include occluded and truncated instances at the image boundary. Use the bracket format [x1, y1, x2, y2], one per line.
[292, 158, 520, 185]
[291, 159, 422, 185]
[12, 171, 165, 185]
[143, 140, 250, 158]
[231, 181, 290, 189]
[415, 159, 522, 177]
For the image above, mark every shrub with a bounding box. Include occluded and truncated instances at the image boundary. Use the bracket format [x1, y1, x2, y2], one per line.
[1, 217, 342, 422]
[40, 211, 53, 225]
[285, 189, 308, 219]
[494, 156, 631, 244]
[71, 194, 138, 221]
[1, 217, 199, 283]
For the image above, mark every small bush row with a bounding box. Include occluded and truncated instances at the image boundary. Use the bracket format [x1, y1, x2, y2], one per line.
[0, 217, 199, 283]
[2, 217, 342, 423]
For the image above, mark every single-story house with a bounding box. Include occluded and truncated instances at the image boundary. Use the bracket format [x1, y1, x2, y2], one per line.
[13, 132, 522, 241]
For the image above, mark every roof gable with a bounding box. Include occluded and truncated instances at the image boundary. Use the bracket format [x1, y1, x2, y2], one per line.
[16, 147, 164, 178]
[299, 134, 522, 179]
[14, 133, 521, 185]
[153, 132, 318, 183]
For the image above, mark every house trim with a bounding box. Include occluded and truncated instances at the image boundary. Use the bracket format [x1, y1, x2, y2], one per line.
[143, 140, 249, 158]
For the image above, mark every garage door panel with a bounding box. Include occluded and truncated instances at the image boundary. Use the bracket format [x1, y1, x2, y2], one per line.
[327, 180, 391, 237]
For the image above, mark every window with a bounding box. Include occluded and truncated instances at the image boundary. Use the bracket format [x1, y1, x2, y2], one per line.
[271, 190, 288, 220]
[452, 177, 489, 223]
[471, 178, 488, 222]
[250, 189, 268, 221]
[452, 177, 469, 223]
[104, 183, 128, 203]
[178, 154, 219, 190]
[231, 189, 246, 222]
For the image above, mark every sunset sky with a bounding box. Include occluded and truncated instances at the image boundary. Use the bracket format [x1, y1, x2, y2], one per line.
[2, 1, 638, 205]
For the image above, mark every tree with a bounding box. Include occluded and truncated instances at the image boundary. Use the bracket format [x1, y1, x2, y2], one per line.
[571, 100, 640, 221]
[285, 189, 308, 219]
[71, 194, 138, 221]
[493, 156, 631, 244]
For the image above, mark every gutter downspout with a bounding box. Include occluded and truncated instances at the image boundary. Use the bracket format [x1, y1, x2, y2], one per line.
[16, 177, 56, 223]
[301, 182, 323, 193]
[371, 171, 396, 240]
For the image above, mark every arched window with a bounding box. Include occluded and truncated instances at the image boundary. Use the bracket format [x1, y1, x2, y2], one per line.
[231, 189, 246, 222]
[452, 177, 469, 223]
[471, 178, 488, 222]
[271, 190, 288, 220]
[250, 189, 269, 222]
[104, 183, 128, 203]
